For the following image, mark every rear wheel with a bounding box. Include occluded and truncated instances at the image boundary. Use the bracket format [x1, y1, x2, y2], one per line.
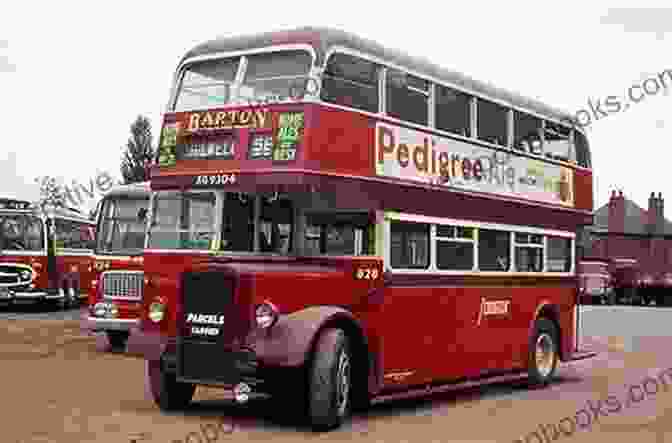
[527, 319, 559, 387]
[147, 359, 195, 411]
[307, 328, 352, 431]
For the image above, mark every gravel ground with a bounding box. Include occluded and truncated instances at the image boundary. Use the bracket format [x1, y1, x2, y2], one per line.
[0, 306, 671, 442]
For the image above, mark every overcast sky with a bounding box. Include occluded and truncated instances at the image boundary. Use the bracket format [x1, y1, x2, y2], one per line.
[1, 2, 671, 215]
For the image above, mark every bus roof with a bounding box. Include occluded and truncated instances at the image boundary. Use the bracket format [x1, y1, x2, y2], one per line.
[104, 181, 151, 199]
[181, 26, 580, 126]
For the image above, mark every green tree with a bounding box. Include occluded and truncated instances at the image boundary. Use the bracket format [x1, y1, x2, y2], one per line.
[34, 176, 67, 211]
[121, 115, 155, 184]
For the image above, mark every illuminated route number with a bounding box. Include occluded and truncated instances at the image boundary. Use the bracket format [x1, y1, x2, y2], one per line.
[193, 174, 237, 186]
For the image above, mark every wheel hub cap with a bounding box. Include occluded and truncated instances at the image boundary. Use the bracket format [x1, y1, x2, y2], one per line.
[336, 351, 350, 416]
[535, 333, 555, 377]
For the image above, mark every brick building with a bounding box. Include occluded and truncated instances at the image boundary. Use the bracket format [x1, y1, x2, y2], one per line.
[581, 190, 672, 278]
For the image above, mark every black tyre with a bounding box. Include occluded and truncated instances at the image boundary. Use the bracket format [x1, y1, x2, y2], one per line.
[527, 318, 559, 387]
[106, 331, 129, 351]
[147, 360, 195, 411]
[307, 328, 352, 431]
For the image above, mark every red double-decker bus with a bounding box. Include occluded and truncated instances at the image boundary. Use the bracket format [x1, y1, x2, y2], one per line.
[0, 198, 95, 309]
[138, 27, 596, 430]
[84, 182, 149, 349]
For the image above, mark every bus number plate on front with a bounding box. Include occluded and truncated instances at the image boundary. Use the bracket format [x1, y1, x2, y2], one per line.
[193, 174, 237, 186]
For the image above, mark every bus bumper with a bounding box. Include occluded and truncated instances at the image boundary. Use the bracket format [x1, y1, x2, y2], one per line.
[86, 316, 140, 332]
[9, 290, 55, 303]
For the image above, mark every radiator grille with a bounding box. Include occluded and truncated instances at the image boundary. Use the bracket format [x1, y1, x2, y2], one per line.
[102, 271, 143, 301]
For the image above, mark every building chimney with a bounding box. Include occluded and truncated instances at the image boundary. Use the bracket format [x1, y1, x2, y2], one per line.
[647, 192, 657, 234]
[657, 192, 664, 235]
[608, 189, 625, 233]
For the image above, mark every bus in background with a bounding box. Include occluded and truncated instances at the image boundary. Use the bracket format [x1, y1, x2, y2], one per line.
[138, 27, 596, 431]
[577, 258, 614, 305]
[609, 258, 641, 305]
[85, 182, 149, 350]
[0, 198, 95, 309]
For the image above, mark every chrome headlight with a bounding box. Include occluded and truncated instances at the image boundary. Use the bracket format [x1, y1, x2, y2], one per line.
[20, 270, 32, 281]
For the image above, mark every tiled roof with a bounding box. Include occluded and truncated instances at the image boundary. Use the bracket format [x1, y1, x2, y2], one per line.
[593, 197, 672, 235]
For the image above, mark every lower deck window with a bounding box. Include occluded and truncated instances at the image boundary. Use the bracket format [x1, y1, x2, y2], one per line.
[436, 241, 473, 270]
[515, 246, 543, 272]
[547, 236, 572, 272]
[478, 229, 510, 271]
[390, 221, 429, 269]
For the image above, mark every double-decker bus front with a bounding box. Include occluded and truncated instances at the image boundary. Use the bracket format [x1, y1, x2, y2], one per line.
[139, 28, 596, 431]
[86, 184, 149, 349]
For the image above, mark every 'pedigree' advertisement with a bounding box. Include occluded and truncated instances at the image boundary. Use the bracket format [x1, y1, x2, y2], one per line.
[375, 123, 574, 207]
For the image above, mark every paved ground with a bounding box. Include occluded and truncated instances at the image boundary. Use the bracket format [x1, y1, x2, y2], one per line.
[0, 304, 82, 321]
[0, 306, 671, 442]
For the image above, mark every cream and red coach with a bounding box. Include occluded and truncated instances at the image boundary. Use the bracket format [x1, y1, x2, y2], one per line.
[138, 27, 597, 431]
[85, 182, 149, 349]
[0, 198, 94, 308]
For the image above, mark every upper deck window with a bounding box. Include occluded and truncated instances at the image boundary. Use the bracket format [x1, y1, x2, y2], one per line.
[574, 130, 591, 168]
[543, 121, 575, 163]
[477, 99, 508, 147]
[239, 50, 313, 103]
[174, 57, 240, 111]
[514, 111, 543, 155]
[385, 69, 429, 125]
[97, 197, 148, 254]
[435, 85, 472, 137]
[0, 213, 44, 251]
[321, 53, 380, 113]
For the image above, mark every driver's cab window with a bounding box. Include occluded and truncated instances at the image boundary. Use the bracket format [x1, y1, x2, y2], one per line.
[220, 193, 254, 252]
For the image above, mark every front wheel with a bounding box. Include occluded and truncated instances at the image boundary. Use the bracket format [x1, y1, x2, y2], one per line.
[307, 328, 352, 431]
[527, 319, 559, 387]
[147, 359, 195, 411]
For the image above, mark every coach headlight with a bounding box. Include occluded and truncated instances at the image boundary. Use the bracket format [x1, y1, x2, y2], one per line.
[94, 302, 107, 317]
[255, 301, 278, 329]
[148, 300, 166, 323]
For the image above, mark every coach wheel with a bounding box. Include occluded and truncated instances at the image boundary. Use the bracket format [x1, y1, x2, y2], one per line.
[148, 359, 195, 411]
[527, 318, 558, 387]
[106, 331, 129, 351]
[63, 281, 78, 309]
[307, 328, 352, 431]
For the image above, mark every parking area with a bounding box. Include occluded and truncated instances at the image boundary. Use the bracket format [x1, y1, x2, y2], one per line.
[1, 306, 671, 442]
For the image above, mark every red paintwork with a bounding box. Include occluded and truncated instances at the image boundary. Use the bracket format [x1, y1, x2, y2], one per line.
[155, 104, 593, 217]
[0, 252, 93, 299]
[142, 101, 592, 397]
[88, 255, 144, 319]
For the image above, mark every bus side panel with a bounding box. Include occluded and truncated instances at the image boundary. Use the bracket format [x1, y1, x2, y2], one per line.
[55, 251, 92, 297]
[304, 105, 373, 177]
[369, 285, 460, 388]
